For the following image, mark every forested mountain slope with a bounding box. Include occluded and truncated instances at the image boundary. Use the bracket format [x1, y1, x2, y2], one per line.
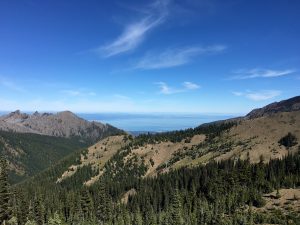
[0, 131, 88, 183]
[1, 96, 299, 225]
[11, 144, 300, 225]
[56, 108, 300, 186]
[0, 110, 124, 183]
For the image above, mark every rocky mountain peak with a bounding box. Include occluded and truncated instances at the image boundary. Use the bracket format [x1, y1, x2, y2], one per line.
[5, 110, 29, 121]
[0, 110, 123, 143]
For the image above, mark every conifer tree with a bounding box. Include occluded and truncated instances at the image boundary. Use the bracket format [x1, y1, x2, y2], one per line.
[80, 189, 94, 220]
[133, 208, 143, 225]
[33, 195, 44, 225]
[169, 189, 183, 225]
[27, 201, 35, 221]
[96, 182, 112, 224]
[0, 156, 10, 225]
[48, 212, 64, 225]
[26, 201, 37, 225]
[15, 188, 27, 225]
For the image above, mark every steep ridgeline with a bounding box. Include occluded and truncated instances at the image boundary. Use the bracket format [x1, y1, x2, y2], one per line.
[0, 111, 124, 183]
[0, 110, 123, 143]
[246, 95, 300, 119]
[54, 96, 300, 188]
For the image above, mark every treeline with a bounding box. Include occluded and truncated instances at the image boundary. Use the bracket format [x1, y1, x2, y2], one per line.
[1, 150, 299, 225]
[132, 121, 237, 145]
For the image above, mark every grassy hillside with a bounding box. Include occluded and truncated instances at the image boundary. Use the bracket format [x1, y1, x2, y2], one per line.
[16, 148, 300, 225]
[0, 130, 88, 183]
[53, 111, 299, 187]
[9, 105, 299, 224]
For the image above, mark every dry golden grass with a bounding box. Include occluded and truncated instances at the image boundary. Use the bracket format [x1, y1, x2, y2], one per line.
[214, 111, 300, 163]
[127, 134, 206, 176]
[57, 135, 128, 185]
[254, 188, 300, 214]
[121, 188, 137, 204]
[57, 111, 300, 185]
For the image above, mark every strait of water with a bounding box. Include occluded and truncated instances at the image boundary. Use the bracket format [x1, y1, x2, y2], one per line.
[79, 113, 239, 132]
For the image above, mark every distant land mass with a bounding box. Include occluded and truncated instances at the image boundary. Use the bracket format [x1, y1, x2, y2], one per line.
[78, 113, 236, 132]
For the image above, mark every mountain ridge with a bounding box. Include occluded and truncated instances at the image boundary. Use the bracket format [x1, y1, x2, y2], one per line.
[53, 96, 300, 186]
[246, 96, 300, 119]
[0, 110, 123, 143]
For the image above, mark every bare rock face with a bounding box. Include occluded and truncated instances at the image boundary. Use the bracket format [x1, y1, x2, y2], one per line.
[0, 110, 123, 143]
[246, 96, 300, 119]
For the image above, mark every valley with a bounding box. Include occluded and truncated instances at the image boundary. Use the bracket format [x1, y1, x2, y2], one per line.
[1, 96, 299, 225]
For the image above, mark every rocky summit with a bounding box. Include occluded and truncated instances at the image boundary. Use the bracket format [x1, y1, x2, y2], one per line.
[0, 110, 123, 143]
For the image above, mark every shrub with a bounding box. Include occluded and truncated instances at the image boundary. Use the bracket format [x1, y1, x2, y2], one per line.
[278, 133, 298, 149]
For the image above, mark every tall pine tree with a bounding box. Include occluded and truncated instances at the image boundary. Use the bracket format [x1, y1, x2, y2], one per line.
[0, 156, 10, 224]
[169, 189, 183, 225]
[95, 182, 112, 224]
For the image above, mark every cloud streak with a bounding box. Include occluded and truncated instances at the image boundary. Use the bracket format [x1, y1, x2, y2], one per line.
[0, 77, 26, 93]
[230, 68, 295, 80]
[97, 0, 170, 57]
[232, 90, 281, 101]
[135, 45, 226, 70]
[156, 81, 200, 94]
[183, 81, 200, 90]
[61, 90, 96, 97]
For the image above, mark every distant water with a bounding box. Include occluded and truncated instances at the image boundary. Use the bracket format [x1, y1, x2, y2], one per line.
[79, 113, 238, 132]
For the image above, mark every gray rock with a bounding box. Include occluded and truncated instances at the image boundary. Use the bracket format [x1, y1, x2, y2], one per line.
[0, 110, 122, 143]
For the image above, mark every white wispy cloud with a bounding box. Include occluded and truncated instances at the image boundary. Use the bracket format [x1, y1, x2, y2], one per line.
[231, 68, 295, 80]
[156, 81, 200, 94]
[61, 90, 96, 97]
[232, 90, 281, 101]
[135, 45, 226, 70]
[97, 0, 170, 57]
[231, 91, 243, 96]
[156, 82, 182, 94]
[183, 81, 200, 90]
[0, 77, 26, 93]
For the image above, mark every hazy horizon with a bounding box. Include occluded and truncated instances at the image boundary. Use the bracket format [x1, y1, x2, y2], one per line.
[0, 110, 242, 132]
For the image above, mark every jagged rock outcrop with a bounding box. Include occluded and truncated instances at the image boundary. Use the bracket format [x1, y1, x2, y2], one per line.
[0, 110, 123, 143]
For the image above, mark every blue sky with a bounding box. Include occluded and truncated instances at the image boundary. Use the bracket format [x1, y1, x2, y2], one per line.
[0, 0, 299, 114]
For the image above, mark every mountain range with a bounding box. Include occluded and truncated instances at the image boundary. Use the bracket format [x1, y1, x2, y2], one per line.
[52, 96, 300, 187]
[0, 110, 123, 183]
[1, 96, 299, 224]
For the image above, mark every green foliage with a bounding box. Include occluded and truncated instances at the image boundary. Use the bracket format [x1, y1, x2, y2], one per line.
[24, 220, 37, 225]
[9, 151, 299, 225]
[169, 189, 183, 225]
[48, 212, 65, 225]
[59, 164, 98, 189]
[2, 120, 299, 225]
[0, 130, 88, 183]
[133, 122, 236, 145]
[95, 182, 112, 224]
[0, 156, 11, 224]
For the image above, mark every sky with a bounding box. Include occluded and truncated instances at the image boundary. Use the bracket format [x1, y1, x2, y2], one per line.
[0, 0, 299, 114]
